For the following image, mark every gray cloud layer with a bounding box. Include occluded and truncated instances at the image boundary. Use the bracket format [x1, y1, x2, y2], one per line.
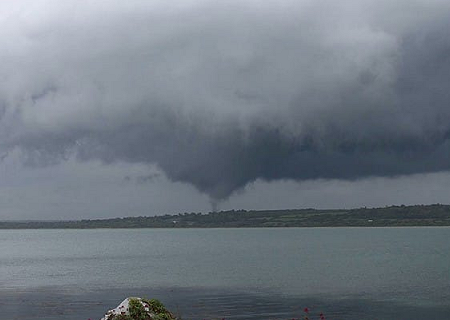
[1, 0, 450, 200]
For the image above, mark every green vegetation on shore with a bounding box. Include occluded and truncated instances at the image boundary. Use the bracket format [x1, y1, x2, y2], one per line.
[106, 298, 176, 320]
[1, 204, 450, 229]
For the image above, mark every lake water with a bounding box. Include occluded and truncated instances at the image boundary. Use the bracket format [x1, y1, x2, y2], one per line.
[1, 228, 449, 319]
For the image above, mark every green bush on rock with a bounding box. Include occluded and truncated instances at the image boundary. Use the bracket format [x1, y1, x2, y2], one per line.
[102, 297, 177, 320]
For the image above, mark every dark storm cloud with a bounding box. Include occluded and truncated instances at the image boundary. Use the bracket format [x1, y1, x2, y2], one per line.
[1, 0, 450, 200]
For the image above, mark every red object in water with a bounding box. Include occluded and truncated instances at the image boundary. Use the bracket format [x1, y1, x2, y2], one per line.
[304, 308, 309, 313]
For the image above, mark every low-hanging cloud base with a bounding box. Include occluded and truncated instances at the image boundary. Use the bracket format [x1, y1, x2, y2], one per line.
[1, 0, 450, 206]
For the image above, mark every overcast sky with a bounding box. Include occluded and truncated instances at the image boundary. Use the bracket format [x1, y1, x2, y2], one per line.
[1, 0, 450, 220]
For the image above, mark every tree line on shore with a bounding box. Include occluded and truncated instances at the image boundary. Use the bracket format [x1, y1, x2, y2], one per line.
[1, 204, 450, 229]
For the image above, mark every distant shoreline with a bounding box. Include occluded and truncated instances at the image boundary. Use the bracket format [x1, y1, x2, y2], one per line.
[1, 204, 450, 229]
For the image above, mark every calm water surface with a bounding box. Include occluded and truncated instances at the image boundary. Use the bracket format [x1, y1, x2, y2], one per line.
[1, 227, 449, 319]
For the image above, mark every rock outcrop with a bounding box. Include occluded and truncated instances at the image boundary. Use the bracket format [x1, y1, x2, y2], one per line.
[100, 297, 177, 320]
